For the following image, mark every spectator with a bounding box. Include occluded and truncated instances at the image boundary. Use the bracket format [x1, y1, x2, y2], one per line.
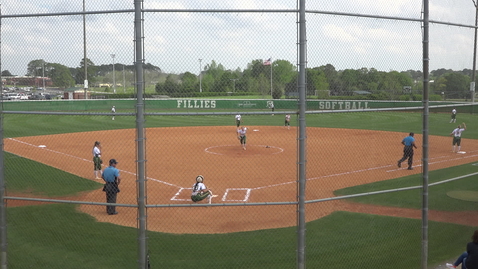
[446, 229, 478, 269]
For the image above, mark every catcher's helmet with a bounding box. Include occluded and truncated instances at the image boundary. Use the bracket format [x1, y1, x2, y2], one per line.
[196, 175, 204, 183]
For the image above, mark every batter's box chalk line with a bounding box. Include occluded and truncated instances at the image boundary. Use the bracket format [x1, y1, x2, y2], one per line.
[223, 188, 251, 202]
[171, 188, 191, 201]
[171, 188, 252, 202]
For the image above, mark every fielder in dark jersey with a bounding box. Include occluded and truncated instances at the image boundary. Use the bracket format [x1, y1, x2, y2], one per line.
[397, 132, 418, 170]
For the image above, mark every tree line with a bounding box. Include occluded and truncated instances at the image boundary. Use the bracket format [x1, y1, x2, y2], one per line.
[2, 59, 475, 100]
[2, 59, 160, 89]
[154, 61, 474, 100]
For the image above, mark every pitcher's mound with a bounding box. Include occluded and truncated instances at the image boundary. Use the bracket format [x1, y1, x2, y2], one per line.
[205, 145, 283, 156]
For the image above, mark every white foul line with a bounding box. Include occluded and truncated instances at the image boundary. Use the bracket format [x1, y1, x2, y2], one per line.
[6, 138, 182, 188]
[8, 138, 478, 202]
[387, 150, 478, 172]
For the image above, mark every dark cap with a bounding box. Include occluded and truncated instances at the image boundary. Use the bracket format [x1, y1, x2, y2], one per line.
[409, 132, 414, 136]
[95, 141, 100, 145]
[109, 159, 118, 165]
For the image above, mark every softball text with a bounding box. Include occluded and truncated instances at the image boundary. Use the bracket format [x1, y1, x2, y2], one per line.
[318, 101, 369, 110]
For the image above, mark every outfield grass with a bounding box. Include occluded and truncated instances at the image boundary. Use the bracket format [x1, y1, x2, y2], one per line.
[3, 111, 478, 138]
[2, 110, 478, 268]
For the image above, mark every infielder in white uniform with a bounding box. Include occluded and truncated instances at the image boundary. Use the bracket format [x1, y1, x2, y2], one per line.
[450, 122, 466, 153]
[285, 114, 291, 129]
[237, 126, 247, 150]
[92, 141, 102, 179]
[450, 108, 457, 123]
[235, 114, 242, 127]
[111, 106, 116, 121]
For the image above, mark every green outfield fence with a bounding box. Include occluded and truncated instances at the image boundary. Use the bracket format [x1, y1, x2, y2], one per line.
[0, 99, 474, 113]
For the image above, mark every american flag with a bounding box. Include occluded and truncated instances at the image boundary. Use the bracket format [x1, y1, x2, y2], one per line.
[263, 58, 272, 66]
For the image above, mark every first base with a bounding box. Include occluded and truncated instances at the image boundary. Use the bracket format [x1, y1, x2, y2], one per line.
[457, 151, 466, 154]
[38, 145, 46, 148]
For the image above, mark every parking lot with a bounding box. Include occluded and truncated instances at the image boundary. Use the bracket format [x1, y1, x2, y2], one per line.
[2, 87, 63, 100]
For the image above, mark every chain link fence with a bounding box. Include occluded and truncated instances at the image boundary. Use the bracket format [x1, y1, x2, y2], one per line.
[1, 1, 478, 268]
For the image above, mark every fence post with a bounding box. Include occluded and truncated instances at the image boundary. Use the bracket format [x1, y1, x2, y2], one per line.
[297, 0, 307, 268]
[134, 1, 148, 268]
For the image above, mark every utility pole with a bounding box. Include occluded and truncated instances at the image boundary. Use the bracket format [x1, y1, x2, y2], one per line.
[199, 59, 202, 93]
[111, 54, 116, 93]
[83, 0, 87, 99]
[472, 0, 478, 102]
[42, 62, 45, 90]
[230, 78, 238, 92]
[123, 65, 126, 93]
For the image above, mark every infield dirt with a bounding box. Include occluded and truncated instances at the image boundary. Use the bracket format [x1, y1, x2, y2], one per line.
[5, 126, 478, 233]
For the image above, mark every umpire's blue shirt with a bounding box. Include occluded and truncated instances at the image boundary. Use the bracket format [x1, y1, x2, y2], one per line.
[102, 166, 120, 182]
[402, 136, 415, 146]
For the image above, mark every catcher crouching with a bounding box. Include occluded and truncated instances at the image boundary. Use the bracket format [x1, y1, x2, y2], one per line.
[191, 175, 217, 204]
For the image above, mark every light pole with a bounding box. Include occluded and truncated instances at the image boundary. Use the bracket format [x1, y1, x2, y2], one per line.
[42, 62, 45, 90]
[83, 0, 87, 99]
[199, 59, 202, 93]
[123, 65, 126, 93]
[230, 78, 238, 92]
[111, 54, 116, 93]
[36, 65, 43, 89]
[472, 0, 478, 102]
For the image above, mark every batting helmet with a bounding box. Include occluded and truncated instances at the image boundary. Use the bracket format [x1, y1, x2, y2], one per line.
[196, 175, 204, 183]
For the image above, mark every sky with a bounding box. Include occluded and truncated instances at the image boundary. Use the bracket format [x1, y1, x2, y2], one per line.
[1, 0, 477, 77]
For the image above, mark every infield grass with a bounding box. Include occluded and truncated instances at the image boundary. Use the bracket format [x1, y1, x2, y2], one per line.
[5, 152, 101, 196]
[334, 162, 478, 211]
[5, 202, 475, 269]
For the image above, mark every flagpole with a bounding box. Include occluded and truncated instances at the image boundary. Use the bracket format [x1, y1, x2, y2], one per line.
[270, 57, 273, 99]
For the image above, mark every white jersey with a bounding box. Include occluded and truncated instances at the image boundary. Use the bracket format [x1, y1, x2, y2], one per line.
[93, 146, 101, 157]
[285, 115, 291, 121]
[192, 182, 206, 195]
[235, 115, 241, 121]
[237, 128, 247, 136]
[111, 106, 116, 113]
[452, 128, 465, 137]
[452, 109, 456, 115]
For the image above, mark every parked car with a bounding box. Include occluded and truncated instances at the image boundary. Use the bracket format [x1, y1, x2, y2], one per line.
[2, 93, 21, 100]
[28, 94, 46, 100]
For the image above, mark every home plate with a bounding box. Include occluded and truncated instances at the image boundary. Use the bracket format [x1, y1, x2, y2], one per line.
[253, 129, 259, 132]
[38, 145, 46, 148]
[457, 151, 466, 154]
